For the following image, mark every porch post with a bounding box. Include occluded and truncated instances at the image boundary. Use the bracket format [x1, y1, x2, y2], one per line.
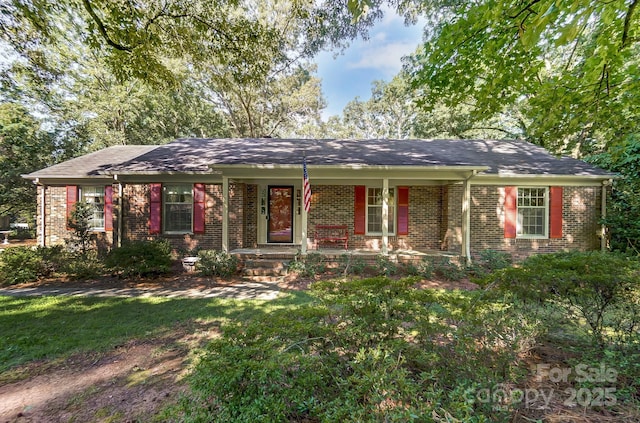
[382, 178, 389, 255]
[117, 179, 123, 248]
[222, 176, 229, 252]
[461, 171, 475, 263]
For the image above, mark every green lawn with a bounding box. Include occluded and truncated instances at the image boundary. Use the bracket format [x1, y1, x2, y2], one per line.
[0, 291, 312, 374]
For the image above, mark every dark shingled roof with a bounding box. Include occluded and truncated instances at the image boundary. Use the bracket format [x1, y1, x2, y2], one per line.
[24, 138, 613, 178]
[108, 138, 612, 177]
[24, 145, 158, 179]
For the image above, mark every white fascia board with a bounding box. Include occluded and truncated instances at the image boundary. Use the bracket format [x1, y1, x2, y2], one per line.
[474, 174, 616, 186]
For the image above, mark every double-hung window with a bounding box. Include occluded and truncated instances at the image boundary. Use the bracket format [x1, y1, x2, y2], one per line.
[81, 186, 105, 230]
[164, 184, 193, 233]
[367, 187, 395, 234]
[517, 187, 548, 238]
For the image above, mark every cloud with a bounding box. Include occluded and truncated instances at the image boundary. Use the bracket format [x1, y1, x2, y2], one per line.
[346, 40, 418, 75]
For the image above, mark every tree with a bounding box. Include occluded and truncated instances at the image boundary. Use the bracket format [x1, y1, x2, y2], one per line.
[406, 0, 640, 154]
[0, 102, 55, 220]
[587, 134, 640, 253]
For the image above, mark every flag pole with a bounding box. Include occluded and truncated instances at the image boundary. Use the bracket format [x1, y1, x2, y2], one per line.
[301, 152, 309, 254]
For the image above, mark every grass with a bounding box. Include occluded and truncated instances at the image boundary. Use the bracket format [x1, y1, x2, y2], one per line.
[0, 291, 312, 374]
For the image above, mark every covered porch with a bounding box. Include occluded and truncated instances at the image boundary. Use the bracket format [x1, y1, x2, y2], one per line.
[216, 163, 489, 262]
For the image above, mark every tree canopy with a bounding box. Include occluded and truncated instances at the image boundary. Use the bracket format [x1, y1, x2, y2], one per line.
[406, 0, 640, 154]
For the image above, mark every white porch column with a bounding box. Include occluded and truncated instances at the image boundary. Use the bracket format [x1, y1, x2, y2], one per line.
[382, 178, 389, 255]
[601, 179, 611, 251]
[461, 171, 475, 263]
[117, 180, 123, 248]
[222, 176, 229, 252]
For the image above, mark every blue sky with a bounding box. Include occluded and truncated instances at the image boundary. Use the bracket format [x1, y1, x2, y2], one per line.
[315, 12, 425, 119]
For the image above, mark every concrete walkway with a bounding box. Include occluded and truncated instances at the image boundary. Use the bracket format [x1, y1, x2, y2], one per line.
[0, 281, 281, 300]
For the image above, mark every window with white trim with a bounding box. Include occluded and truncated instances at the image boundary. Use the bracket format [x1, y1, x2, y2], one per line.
[517, 187, 548, 238]
[367, 187, 395, 234]
[164, 184, 192, 233]
[81, 186, 105, 230]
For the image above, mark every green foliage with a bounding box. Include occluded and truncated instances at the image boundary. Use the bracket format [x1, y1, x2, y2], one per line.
[61, 250, 106, 280]
[195, 250, 238, 277]
[178, 277, 539, 422]
[105, 239, 172, 278]
[408, 0, 640, 153]
[66, 201, 95, 255]
[337, 253, 367, 276]
[417, 255, 467, 281]
[288, 252, 327, 277]
[587, 135, 640, 253]
[0, 246, 64, 285]
[374, 254, 398, 276]
[0, 102, 56, 219]
[492, 251, 640, 349]
[470, 250, 513, 282]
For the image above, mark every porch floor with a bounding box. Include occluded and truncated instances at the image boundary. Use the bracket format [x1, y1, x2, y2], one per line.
[230, 246, 459, 260]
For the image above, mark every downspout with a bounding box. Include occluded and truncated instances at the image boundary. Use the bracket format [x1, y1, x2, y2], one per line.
[462, 170, 478, 264]
[601, 179, 611, 252]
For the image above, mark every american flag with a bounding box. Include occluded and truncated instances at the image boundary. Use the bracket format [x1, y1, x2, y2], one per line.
[303, 157, 311, 212]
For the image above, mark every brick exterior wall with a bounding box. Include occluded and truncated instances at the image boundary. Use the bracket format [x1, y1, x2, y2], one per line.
[469, 185, 602, 260]
[122, 183, 244, 252]
[37, 181, 604, 259]
[309, 185, 443, 251]
[38, 185, 115, 251]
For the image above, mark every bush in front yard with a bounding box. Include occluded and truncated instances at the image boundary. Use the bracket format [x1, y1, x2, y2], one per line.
[105, 239, 172, 278]
[0, 245, 64, 285]
[491, 251, 640, 349]
[195, 250, 238, 277]
[177, 277, 539, 422]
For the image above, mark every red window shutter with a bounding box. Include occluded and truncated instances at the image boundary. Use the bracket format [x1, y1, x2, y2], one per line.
[504, 186, 517, 239]
[549, 186, 563, 239]
[66, 185, 78, 230]
[104, 185, 113, 231]
[149, 183, 162, 234]
[397, 186, 409, 236]
[354, 185, 366, 235]
[193, 183, 206, 234]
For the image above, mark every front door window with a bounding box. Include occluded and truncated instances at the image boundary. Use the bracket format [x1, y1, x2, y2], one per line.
[268, 186, 293, 243]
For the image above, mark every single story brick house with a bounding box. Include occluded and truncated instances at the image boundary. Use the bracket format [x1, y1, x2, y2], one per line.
[23, 138, 614, 260]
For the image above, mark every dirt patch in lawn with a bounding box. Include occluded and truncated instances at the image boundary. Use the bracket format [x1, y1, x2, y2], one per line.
[0, 323, 219, 423]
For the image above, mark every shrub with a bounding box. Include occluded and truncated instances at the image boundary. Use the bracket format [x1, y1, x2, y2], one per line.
[0, 246, 64, 285]
[195, 250, 238, 277]
[374, 254, 398, 276]
[492, 251, 640, 349]
[177, 277, 538, 422]
[105, 239, 172, 278]
[417, 255, 467, 281]
[337, 253, 367, 276]
[66, 201, 95, 254]
[61, 250, 106, 280]
[287, 252, 327, 277]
